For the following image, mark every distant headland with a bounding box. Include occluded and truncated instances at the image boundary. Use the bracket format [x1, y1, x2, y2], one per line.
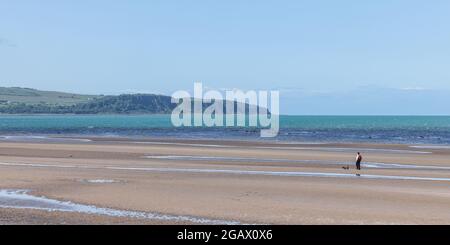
[0, 87, 265, 115]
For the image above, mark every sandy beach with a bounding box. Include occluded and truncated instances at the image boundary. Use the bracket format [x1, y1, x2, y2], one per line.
[1, 137, 450, 225]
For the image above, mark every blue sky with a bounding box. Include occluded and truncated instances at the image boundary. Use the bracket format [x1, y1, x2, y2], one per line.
[1, 0, 450, 114]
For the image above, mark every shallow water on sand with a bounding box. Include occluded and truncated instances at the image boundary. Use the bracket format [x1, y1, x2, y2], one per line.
[0, 135, 92, 143]
[145, 155, 450, 170]
[0, 190, 241, 225]
[1, 162, 450, 182]
[134, 141, 431, 154]
[106, 167, 450, 182]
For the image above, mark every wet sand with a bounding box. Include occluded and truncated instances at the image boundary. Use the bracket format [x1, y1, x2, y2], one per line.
[1, 137, 450, 224]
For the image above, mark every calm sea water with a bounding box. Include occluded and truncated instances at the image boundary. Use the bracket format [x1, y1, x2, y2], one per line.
[1, 115, 450, 145]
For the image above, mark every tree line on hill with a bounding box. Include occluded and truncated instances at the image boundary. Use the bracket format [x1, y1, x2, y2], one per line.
[0, 94, 265, 115]
[0, 94, 176, 114]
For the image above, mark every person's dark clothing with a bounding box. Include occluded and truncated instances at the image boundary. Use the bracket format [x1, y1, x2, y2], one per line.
[356, 155, 362, 170]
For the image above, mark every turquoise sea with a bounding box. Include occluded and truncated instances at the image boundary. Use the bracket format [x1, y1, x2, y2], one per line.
[1, 115, 450, 144]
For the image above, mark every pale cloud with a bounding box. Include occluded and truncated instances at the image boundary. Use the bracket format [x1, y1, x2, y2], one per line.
[0, 38, 17, 47]
[400, 87, 428, 91]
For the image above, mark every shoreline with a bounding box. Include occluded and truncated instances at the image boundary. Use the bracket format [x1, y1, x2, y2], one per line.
[2, 133, 450, 147]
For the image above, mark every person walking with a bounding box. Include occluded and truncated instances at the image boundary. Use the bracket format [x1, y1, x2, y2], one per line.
[356, 152, 363, 170]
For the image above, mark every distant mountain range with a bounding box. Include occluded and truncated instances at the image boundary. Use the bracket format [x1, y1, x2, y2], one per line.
[0, 87, 264, 114]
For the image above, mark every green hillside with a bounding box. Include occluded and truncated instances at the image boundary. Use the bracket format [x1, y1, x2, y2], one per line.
[0, 87, 266, 115]
[0, 87, 98, 106]
[0, 87, 173, 114]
